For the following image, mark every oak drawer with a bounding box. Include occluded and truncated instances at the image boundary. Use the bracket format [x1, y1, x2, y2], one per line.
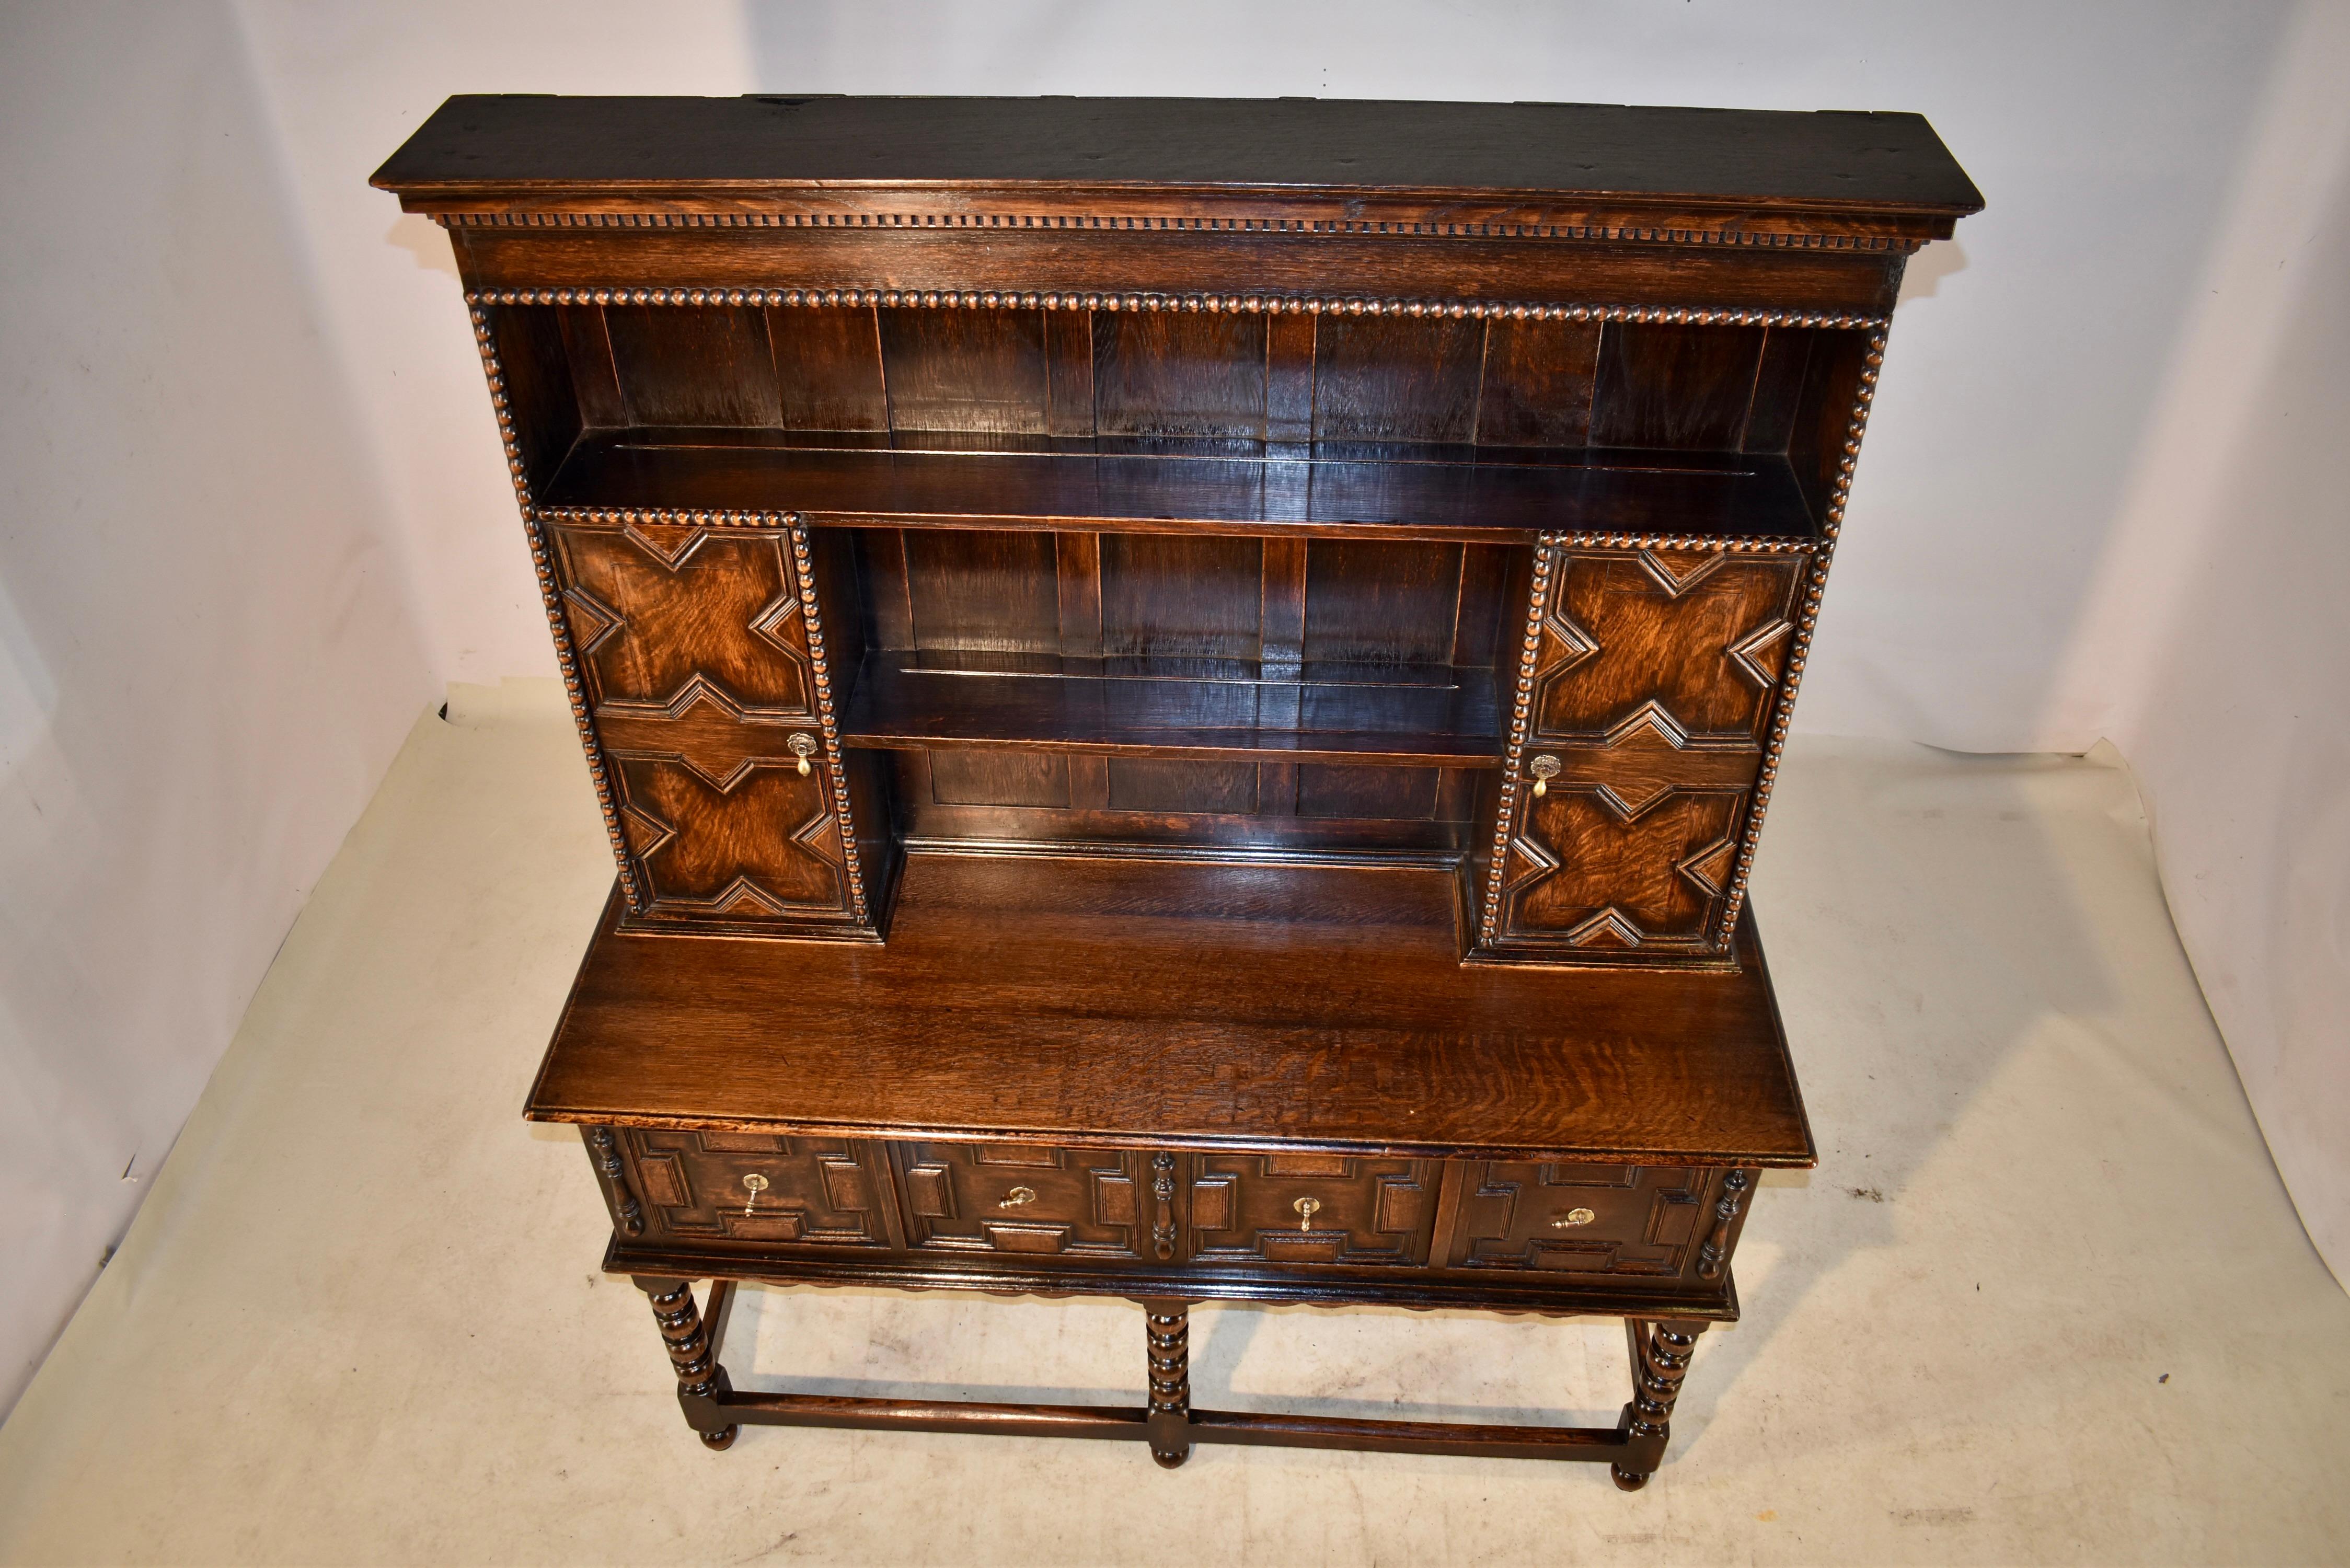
[1186, 1152, 1443, 1267]
[624, 1130, 896, 1248]
[1444, 1162, 1751, 1282]
[893, 1142, 1153, 1259]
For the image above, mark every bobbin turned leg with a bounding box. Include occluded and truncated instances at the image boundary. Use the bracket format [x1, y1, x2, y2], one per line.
[635, 1276, 736, 1450]
[1611, 1317, 1709, 1490]
[1143, 1299, 1192, 1469]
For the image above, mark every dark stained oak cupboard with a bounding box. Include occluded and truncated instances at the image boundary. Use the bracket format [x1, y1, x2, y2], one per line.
[374, 95, 1978, 1486]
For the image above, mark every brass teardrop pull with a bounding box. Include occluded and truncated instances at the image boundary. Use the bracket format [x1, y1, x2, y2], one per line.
[741, 1172, 770, 1216]
[1529, 754, 1561, 798]
[1294, 1195, 1321, 1232]
[788, 732, 817, 777]
[998, 1185, 1038, 1208]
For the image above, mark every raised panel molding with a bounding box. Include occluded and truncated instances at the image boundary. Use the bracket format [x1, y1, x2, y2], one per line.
[897, 1144, 1148, 1259]
[552, 525, 819, 720]
[1528, 549, 1803, 748]
[611, 756, 851, 922]
[1497, 785, 1746, 952]
[1186, 1156, 1439, 1266]
[1453, 1163, 1710, 1277]
[625, 1131, 892, 1248]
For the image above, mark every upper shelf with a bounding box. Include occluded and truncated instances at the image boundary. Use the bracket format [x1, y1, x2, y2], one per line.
[538, 430, 1820, 545]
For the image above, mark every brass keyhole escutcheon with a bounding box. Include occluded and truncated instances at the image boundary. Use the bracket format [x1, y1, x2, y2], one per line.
[998, 1185, 1038, 1208]
[1294, 1195, 1321, 1232]
[1550, 1206, 1597, 1229]
[741, 1172, 770, 1216]
[788, 732, 818, 776]
[1529, 754, 1562, 799]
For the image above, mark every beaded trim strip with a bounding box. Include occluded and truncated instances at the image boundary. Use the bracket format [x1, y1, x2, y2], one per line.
[468, 286, 1886, 330]
[1540, 531, 1817, 556]
[1480, 542, 1558, 945]
[784, 517, 870, 925]
[434, 209, 1921, 251]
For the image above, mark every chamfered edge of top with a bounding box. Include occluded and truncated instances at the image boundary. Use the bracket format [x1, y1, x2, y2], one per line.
[370, 93, 1985, 215]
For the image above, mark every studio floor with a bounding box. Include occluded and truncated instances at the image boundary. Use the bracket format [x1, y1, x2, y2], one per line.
[1, 683, 2345, 1566]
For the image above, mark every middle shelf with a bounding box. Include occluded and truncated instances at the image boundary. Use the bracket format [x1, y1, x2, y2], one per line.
[837, 650, 1501, 767]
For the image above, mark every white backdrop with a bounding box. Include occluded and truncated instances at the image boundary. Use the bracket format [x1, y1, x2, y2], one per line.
[5, 0, 2344, 1414]
[0, 3, 435, 1413]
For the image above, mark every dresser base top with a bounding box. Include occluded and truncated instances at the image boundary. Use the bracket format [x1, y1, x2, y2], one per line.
[527, 851, 1813, 1169]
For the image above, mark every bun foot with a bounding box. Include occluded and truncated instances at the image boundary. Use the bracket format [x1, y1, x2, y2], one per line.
[1150, 1445, 1190, 1469]
[1609, 1463, 1650, 1492]
[699, 1425, 739, 1451]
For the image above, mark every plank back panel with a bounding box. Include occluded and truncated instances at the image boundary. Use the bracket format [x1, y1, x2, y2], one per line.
[1094, 313, 1267, 439]
[902, 529, 1059, 652]
[1100, 533, 1264, 661]
[879, 307, 1050, 434]
[1312, 315, 1486, 445]
[767, 304, 890, 431]
[604, 305, 782, 427]
[1304, 540, 1466, 666]
[1588, 322, 1766, 451]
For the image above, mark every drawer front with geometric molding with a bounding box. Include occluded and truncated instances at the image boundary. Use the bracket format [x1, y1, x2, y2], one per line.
[1186, 1152, 1443, 1267]
[624, 1129, 897, 1248]
[1444, 1162, 1752, 1282]
[892, 1143, 1150, 1260]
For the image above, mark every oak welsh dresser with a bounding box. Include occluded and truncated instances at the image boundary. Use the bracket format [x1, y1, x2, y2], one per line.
[373, 96, 1979, 1488]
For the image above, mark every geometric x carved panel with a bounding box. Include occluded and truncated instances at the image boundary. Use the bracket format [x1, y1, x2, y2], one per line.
[550, 523, 816, 720]
[612, 754, 849, 921]
[1529, 548, 1804, 747]
[1497, 781, 1745, 952]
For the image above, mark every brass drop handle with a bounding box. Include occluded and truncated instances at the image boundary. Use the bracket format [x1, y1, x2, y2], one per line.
[1550, 1206, 1597, 1229]
[1529, 754, 1561, 799]
[788, 732, 818, 776]
[1294, 1195, 1321, 1232]
[741, 1172, 770, 1216]
[998, 1185, 1038, 1209]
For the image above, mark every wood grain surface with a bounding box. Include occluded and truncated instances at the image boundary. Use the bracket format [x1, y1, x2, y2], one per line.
[528, 852, 1813, 1166]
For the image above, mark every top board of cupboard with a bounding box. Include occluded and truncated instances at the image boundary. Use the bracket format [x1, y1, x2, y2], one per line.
[371, 95, 1983, 248]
